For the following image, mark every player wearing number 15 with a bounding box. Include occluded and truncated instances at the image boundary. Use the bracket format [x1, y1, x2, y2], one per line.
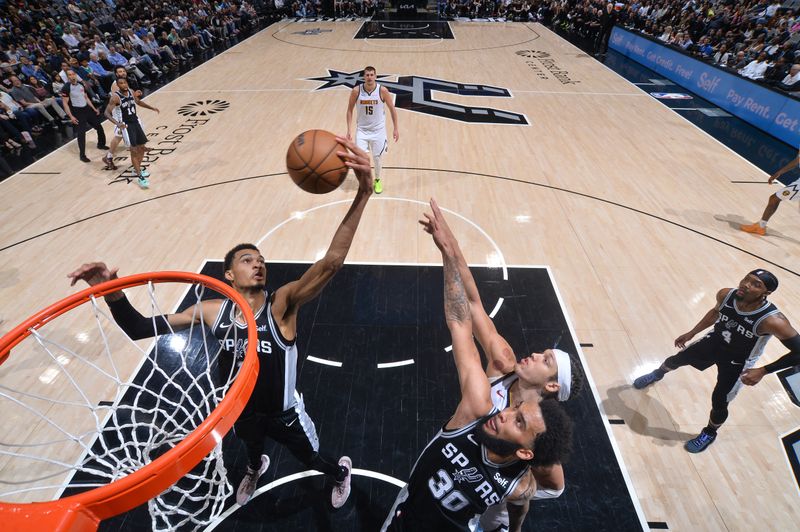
[381, 199, 571, 531]
[346, 66, 399, 195]
[633, 270, 800, 453]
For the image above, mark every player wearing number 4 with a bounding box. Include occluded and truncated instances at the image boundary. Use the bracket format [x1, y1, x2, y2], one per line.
[633, 270, 800, 453]
[381, 199, 572, 531]
[346, 65, 399, 195]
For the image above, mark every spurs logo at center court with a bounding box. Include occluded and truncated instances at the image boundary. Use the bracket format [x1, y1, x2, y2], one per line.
[306, 69, 528, 125]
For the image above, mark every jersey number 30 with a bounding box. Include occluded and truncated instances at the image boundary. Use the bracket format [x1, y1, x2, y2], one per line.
[428, 469, 470, 512]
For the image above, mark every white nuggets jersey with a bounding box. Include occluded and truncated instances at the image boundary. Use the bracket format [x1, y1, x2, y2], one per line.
[356, 83, 385, 133]
[489, 373, 518, 411]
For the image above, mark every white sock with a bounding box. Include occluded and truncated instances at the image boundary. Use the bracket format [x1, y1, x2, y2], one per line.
[758, 220, 767, 228]
[373, 154, 382, 181]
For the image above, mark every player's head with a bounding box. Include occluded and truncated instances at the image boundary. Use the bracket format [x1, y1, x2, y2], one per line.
[529, 399, 574, 468]
[515, 349, 584, 401]
[115, 66, 127, 78]
[223, 243, 266, 292]
[476, 401, 545, 461]
[736, 269, 778, 303]
[363, 66, 376, 84]
[116, 76, 129, 91]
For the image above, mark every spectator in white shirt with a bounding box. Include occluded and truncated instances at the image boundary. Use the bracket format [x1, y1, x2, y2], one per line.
[739, 52, 771, 80]
[779, 64, 800, 90]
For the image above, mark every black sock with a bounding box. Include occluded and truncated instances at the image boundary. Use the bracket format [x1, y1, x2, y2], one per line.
[703, 425, 718, 436]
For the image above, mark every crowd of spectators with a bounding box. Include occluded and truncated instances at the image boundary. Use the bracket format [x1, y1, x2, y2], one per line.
[0, 0, 272, 177]
[439, 0, 800, 94]
[617, 1, 800, 93]
[0, 0, 798, 176]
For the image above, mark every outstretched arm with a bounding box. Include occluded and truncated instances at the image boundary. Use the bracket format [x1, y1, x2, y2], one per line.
[768, 153, 799, 184]
[421, 199, 516, 377]
[67, 262, 218, 338]
[270, 137, 373, 334]
[423, 200, 492, 428]
[673, 288, 728, 349]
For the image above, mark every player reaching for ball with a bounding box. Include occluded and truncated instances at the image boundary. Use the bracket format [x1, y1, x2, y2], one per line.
[68, 136, 373, 509]
[346, 65, 399, 195]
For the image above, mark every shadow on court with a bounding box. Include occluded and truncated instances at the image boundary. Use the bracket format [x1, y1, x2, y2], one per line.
[602, 384, 695, 445]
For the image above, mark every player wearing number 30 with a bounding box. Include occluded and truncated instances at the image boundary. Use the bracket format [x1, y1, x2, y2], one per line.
[633, 270, 800, 453]
[346, 66, 399, 195]
[381, 199, 571, 531]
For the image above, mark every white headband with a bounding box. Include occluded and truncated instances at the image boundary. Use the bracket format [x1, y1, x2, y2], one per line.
[553, 349, 572, 401]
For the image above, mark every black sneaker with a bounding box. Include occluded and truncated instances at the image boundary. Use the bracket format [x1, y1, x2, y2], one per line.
[685, 430, 717, 453]
[633, 369, 664, 389]
[97, 144, 110, 150]
[80, 155, 91, 163]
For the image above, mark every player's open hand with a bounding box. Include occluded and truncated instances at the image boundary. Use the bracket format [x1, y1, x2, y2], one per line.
[767, 172, 779, 185]
[674, 332, 694, 349]
[740, 367, 766, 386]
[68, 262, 119, 287]
[335, 135, 373, 193]
[419, 198, 454, 254]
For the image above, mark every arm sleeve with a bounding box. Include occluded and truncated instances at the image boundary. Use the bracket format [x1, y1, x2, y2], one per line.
[107, 295, 173, 340]
[764, 334, 800, 374]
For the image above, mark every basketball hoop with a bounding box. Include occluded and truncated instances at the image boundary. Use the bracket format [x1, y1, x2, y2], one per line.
[0, 272, 258, 531]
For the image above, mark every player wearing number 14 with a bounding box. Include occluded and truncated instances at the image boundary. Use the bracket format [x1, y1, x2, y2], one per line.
[633, 270, 800, 453]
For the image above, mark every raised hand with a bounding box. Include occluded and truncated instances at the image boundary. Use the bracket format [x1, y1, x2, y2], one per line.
[67, 262, 119, 287]
[335, 135, 373, 193]
[419, 198, 455, 254]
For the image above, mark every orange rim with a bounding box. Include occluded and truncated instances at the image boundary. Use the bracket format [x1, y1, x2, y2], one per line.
[0, 272, 259, 530]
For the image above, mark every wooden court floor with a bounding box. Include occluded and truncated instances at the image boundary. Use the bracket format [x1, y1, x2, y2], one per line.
[1, 20, 799, 531]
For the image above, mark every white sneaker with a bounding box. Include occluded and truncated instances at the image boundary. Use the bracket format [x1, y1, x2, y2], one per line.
[236, 454, 270, 506]
[331, 456, 352, 508]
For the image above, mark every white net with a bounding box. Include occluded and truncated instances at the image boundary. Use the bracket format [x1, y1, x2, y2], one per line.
[0, 278, 249, 531]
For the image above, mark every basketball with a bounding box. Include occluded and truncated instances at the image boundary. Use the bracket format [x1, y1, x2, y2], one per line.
[286, 129, 349, 194]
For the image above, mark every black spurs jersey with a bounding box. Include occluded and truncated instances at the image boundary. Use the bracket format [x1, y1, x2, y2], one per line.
[116, 90, 138, 124]
[211, 291, 298, 414]
[711, 288, 779, 363]
[384, 408, 529, 531]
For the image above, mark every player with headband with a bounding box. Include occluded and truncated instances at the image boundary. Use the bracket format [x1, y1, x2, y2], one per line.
[419, 199, 584, 532]
[634, 269, 800, 453]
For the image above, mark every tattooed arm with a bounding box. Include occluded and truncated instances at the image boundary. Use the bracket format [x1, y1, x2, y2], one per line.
[422, 199, 493, 430]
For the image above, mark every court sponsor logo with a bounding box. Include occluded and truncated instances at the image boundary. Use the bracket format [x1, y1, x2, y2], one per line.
[291, 28, 333, 35]
[515, 50, 580, 85]
[177, 99, 231, 117]
[650, 92, 693, 100]
[109, 100, 231, 184]
[306, 69, 528, 125]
